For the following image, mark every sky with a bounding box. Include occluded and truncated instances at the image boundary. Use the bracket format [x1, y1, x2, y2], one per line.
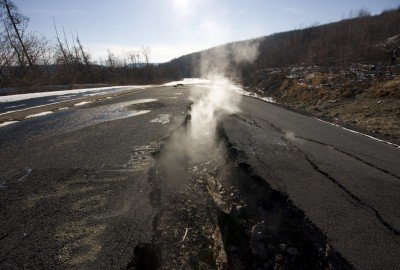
[16, 0, 400, 63]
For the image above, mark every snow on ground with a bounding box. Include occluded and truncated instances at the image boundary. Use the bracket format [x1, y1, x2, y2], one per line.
[0, 102, 62, 116]
[74, 101, 92, 106]
[130, 98, 157, 104]
[132, 110, 151, 116]
[316, 118, 400, 148]
[192, 79, 276, 103]
[163, 78, 210, 86]
[0, 121, 19, 127]
[150, 114, 171, 124]
[232, 87, 276, 103]
[25, 111, 53, 119]
[0, 85, 150, 103]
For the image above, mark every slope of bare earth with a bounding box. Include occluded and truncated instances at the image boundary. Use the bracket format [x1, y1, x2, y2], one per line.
[243, 62, 400, 144]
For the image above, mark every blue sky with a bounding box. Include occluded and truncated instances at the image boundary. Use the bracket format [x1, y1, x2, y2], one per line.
[16, 0, 400, 63]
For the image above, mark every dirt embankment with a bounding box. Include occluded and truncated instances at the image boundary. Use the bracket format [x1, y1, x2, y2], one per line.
[243, 62, 400, 143]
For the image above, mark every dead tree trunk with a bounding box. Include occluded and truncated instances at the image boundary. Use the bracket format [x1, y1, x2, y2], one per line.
[3, 0, 33, 68]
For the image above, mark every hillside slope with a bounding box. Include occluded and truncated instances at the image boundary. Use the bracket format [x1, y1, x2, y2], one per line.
[161, 8, 400, 77]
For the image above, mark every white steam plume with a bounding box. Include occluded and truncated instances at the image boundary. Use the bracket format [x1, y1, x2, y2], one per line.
[158, 40, 260, 191]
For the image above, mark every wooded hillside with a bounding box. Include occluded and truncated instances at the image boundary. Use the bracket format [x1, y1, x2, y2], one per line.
[161, 8, 400, 78]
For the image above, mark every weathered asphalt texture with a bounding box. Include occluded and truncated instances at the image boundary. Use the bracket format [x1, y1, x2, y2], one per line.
[0, 86, 190, 269]
[222, 96, 400, 270]
[1, 85, 399, 269]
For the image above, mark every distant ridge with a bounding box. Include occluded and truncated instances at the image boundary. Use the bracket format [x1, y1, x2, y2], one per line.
[160, 7, 400, 78]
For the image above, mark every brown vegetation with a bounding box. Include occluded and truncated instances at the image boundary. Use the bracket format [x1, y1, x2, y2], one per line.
[243, 63, 400, 141]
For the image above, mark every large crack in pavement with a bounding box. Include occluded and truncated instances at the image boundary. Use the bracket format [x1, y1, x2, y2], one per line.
[303, 155, 400, 237]
[130, 111, 353, 269]
[294, 136, 400, 181]
[249, 114, 400, 237]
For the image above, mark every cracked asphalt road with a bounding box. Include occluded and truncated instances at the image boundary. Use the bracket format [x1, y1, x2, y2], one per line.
[222, 96, 400, 270]
[0, 85, 399, 269]
[0, 86, 190, 269]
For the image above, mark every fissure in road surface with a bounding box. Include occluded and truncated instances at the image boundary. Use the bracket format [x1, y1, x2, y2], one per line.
[130, 114, 352, 269]
[250, 114, 400, 237]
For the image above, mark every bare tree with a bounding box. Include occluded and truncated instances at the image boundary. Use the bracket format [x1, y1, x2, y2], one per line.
[2, 20, 24, 66]
[0, 0, 33, 68]
[141, 46, 151, 65]
[106, 49, 116, 68]
[357, 8, 371, 18]
[127, 51, 137, 67]
[53, 17, 69, 64]
[76, 34, 91, 67]
[70, 31, 82, 63]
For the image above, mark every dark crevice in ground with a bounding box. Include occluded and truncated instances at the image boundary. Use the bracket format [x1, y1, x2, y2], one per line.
[246, 114, 400, 237]
[215, 126, 353, 269]
[130, 112, 353, 269]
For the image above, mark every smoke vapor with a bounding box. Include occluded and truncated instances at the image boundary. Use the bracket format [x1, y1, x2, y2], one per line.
[198, 40, 260, 78]
[157, 40, 260, 192]
[189, 39, 260, 146]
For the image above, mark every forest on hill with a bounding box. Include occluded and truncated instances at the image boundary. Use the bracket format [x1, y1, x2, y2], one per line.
[161, 7, 400, 79]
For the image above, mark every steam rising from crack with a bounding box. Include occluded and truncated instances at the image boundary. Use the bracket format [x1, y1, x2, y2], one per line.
[158, 41, 260, 190]
[192, 40, 260, 140]
[189, 39, 260, 151]
[199, 41, 260, 78]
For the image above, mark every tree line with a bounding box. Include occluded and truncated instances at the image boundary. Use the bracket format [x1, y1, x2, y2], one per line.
[0, 0, 164, 89]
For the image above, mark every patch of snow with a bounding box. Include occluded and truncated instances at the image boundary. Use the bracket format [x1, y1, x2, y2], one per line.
[131, 110, 151, 116]
[164, 78, 210, 86]
[316, 118, 400, 149]
[0, 102, 62, 116]
[57, 107, 69, 110]
[232, 86, 276, 103]
[150, 114, 171, 124]
[0, 85, 151, 103]
[130, 98, 157, 104]
[194, 80, 276, 103]
[25, 111, 53, 119]
[74, 101, 92, 106]
[0, 120, 19, 127]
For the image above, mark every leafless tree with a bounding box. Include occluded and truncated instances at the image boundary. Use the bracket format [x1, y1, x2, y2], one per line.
[76, 34, 91, 67]
[141, 46, 151, 65]
[106, 49, 116, 68]
[0, 0, 33, 68]
[53, 17, 69, 64]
